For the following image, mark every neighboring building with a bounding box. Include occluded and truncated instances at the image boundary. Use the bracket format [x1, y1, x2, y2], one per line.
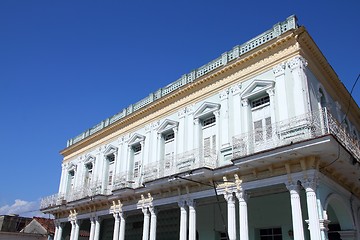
[0, 214, 32, 232]
[40, 15, 360, 240]
[21, 217, 55, 239]
[0, 215, 53, 240]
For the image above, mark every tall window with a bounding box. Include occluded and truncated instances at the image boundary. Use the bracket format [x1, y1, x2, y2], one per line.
[201, 114, 216, 157]
[132, 143, 142, 179]
[106, 154, 115, 186]
[66, 169, 75, 196]
[84, 162, 93, 187]
[251, 94, 272, 143]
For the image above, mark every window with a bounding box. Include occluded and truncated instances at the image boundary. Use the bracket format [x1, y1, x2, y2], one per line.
[132, 143, 142, 178]
[251, 95, 270, 108]
[259, 228, 282, 240]
[106, 153, 115, 186]
[202, 115, 216, 127]
[84, 163, 93, 187]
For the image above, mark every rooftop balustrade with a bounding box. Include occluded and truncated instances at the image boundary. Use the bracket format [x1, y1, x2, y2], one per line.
[66, 15, 298, 147]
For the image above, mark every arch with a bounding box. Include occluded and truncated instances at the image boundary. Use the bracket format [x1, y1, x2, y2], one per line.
[318, 87, 328, 109]
[324, 193, 355, 230]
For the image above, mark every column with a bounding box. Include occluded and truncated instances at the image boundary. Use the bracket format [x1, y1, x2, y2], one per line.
[224, 192, 236, 240]
[273, 62, 288, 121]
[149, 206, 157, 240]
[177, 108, 186, 153]
[119, 212, 126, 240]
[219, 89, 230, 148]
[188, 199, 197, 240]
[93, 216, 101, 240]
[286, 182, 305, 240]
[303, 178, 322, 240]
[236, 191, 249, 240]
[56, 222, 63, 240]
[214, 110, 220, 152]
[113, 213, 120, 240]
[241, 99, 250, 134]
[69, 220, 75, 240]
[53, 222, 58, 240]
[231, 84, 242, 136]
[187, 105, 195, 151]
[178, 200, 188, 240]
[266, 88, 276, 125]
[142, 207, 150, 240]
[288, 56, 309, 117]
[89, 217, 96, 240]
[73, 220, 80, 240]
[193, 119, 200, 150]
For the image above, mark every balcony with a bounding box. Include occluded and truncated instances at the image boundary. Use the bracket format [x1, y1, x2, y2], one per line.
[232, 108, 360, 162]
[41, 108, 359, 210]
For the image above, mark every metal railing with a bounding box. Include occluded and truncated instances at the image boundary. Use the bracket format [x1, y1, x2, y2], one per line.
[232, 108, 360, 161]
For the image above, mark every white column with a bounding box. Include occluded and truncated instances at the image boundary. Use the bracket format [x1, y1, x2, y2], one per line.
[224, 192, 236, 240]
[93, 217, 101, 240]
[177, 108, 186, 153]
[187, 105, 195, 151]
[273, 62, 288, 120]
[53, 223, 58, 240]
[241, 99, 250, 134]
[89, 217, 96, 240]
[69, 221, 75, 240]
[113, 213, 120, 240]
[56, 223, 63, 240]
[236, 191, 249, 240]
[303, 178, 322, 240]
[149, 206, 157, 240]
[231, 84, 242, 136]
[119, 212, 126, 240]
[178, 200, 188, 240]
[73, 220, 80, 240]
[266, 88, 276, 124]
[188, 199, 197, 240]
[214, 110, 221, 152]
[142, 207, 150, 240]
[286, 182, 305, 240]
[58, 165, 67, 197]
[219, 89, 230, 148]
[288, 56, 309, 117]
[193, 119, 200, 150]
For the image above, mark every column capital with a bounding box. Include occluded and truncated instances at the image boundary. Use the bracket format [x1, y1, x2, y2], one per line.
[219, 89, 229, 100]
[230, 83, 242, 95]
[302, 177, 318, 192]
[178, 108, 186, 118]
[241, 99, 249, 107]
[287, 56, 308, 71]
[149, 205, 158, 215]
[187, 198, 196, 208]
[223, 192, 236, 203]
[273, 62, 286, 77]
[178, 199, 186, 208]
[236, 190, 248, 202]
[285, 181, 301, 193]
[266, 88, 275, 97]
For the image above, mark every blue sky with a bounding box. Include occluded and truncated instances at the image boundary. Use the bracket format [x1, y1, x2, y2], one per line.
[0, 1, 359, 217]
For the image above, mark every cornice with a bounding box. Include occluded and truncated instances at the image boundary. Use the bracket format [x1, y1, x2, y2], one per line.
[61, 29, 302, 159]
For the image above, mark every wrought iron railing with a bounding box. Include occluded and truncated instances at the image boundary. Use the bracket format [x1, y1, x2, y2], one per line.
[232, 108, 360, 161]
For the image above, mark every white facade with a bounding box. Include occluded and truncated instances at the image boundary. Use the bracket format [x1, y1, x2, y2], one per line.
[41, 16, 360, 240]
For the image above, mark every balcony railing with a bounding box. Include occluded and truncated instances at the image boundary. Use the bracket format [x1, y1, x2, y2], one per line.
[232, 108, 360, 161]
[41, 108, 360, 210]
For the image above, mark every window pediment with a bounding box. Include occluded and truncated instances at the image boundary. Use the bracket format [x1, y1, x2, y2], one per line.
[128, 133, 145, 146]
[84, 155, 96, 164]
[242, 80, 274, 100]
[158, 119, 179, 134]
[104, 145, 118, 155]
[194, 102, 220, 119]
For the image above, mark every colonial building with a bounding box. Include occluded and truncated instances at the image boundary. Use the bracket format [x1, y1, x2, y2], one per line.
[40, 15, 360, 240]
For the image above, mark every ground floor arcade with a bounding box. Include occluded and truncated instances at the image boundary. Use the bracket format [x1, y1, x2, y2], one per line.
[52, 169, 359, 240]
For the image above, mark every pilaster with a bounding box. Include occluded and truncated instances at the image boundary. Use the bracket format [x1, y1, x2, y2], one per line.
[285, 181, 305, 240]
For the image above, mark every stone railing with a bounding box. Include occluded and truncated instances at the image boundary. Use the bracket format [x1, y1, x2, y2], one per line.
[67, 15, 298, 147]
[232, 108, 360, 161]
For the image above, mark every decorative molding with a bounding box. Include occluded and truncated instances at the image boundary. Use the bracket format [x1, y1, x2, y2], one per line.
[193, 102, 221, 119]
[287, 56, 308, 71]
[272, 62, 286, 77]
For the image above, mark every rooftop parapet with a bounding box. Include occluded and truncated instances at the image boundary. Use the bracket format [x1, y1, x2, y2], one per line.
[67, 15, 298, 147]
